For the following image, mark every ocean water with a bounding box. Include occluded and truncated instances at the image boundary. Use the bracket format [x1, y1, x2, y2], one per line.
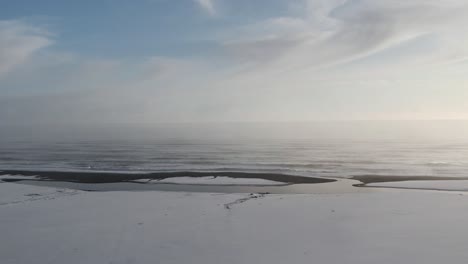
[1, 121, 468, 179]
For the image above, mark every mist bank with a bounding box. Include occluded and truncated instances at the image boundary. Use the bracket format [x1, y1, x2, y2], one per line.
[2, 120, 468, 142]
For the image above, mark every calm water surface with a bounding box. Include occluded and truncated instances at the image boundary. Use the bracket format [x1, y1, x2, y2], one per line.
[2, 122, 468, 179]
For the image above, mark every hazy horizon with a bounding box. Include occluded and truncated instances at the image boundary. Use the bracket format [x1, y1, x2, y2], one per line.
[3, 120, 468, 143]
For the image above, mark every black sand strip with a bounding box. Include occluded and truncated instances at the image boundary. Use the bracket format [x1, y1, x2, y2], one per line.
[0, 170, 335, 184]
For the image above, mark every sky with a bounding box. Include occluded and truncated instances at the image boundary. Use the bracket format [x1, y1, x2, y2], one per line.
[1, 0, 468, 125]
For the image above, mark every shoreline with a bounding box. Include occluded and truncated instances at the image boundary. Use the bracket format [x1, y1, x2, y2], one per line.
[0, 169, 335, 184]
[351, 175, 468, 184]
[3, 170, 468, 194]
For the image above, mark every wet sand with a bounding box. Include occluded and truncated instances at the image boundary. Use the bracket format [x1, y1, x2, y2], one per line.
[5, 170, 468, 194]
[0, 170, 335, 184]
[0, 169, 374, 194]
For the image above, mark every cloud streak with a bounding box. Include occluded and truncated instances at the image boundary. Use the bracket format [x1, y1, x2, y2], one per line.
[222, 0, 468, 72]
[0, 20, 52, 78]
[194, 0, 217, 16]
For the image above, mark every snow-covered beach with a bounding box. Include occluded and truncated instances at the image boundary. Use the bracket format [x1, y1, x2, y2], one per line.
[2, 178, 468, 264]
[2, 0, 468, 261]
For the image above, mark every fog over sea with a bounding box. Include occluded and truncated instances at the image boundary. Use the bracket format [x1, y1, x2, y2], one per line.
[2, 121, 468, 179]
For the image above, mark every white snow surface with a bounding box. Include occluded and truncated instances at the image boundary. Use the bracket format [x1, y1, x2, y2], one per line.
[0, 181, 80, 206]
[366, 180, 468, 191]
[1, 181, 468, 264]
[134, 176, 286, 185]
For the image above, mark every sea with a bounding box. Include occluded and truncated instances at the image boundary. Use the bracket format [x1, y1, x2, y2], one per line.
[1, 121, 468, 179]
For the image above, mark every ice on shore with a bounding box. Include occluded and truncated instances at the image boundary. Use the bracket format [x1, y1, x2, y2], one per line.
[0, 174, 37, 181]
[134, 176, 286, 185]
[366, 180, 468, 191]
[1, 181, 468, 264]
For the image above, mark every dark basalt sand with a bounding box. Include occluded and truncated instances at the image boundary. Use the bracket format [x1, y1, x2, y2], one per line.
[5, 170, 468, 194]
[0, 170, 336, 184]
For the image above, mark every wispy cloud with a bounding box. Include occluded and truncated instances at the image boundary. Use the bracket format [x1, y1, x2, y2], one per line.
[2, 1, 468, 124]
[0, 20, 52, 77]
[222, 0, 468, 72]
[194, 0, 217, 16]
